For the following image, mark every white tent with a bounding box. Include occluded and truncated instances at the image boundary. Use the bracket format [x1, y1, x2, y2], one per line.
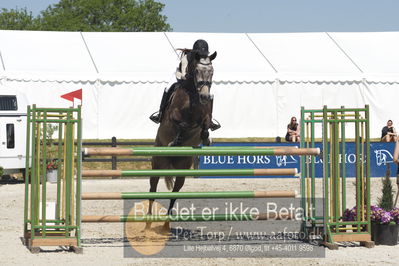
[1, 30, 398, 139]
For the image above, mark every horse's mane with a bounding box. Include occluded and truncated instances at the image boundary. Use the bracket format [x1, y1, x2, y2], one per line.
[186, 53, 198, 81]
[176, 48, 192, 54]
[177, 53, 200, 107]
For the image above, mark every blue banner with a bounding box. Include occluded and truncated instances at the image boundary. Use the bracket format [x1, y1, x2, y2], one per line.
[199, 142, 397, 178]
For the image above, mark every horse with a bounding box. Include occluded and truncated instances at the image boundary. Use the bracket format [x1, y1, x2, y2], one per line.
[148, 51, 217, 218]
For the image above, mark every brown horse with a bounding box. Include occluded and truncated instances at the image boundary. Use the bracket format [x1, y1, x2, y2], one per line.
[148, 51, 217, 215]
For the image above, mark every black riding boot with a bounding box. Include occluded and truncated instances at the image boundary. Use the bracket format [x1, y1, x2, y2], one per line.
[150, 84, 179, 123]
[150, 88, 172, 123]
[208, 97, 221, 131]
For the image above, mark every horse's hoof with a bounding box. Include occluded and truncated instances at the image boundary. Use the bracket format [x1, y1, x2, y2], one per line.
[145, 222, 152, 231]
[163, 221, 171, 231]
[202, 138, 212, 146]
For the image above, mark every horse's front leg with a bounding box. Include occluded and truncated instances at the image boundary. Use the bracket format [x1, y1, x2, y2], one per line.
[168, 129, 182, 146]
[169, 120, 189, 146]
[201, 129, 210, 146]
[201, 115, 211, 146]
[168, 107, 188, 146]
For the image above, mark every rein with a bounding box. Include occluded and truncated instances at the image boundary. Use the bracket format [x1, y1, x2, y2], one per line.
[196, 81, 212, 88]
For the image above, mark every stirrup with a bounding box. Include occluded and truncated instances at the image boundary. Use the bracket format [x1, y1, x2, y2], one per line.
[210, 119, 221, 131]
[149, 111, 161, 124]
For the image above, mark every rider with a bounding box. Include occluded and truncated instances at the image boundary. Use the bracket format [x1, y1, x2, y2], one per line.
[149, 39, 221, 131]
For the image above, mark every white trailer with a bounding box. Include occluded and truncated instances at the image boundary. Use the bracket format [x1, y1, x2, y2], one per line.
[0, 89, 27, 177]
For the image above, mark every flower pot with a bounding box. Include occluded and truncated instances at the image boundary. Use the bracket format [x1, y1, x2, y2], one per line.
[46, 169, 58, 183]
[371, 222, 399, 245]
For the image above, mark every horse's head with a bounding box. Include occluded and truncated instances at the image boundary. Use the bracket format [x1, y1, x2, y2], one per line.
[193, 51, 217, 104]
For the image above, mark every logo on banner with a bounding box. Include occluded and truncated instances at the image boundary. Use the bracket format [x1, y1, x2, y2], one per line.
[374, 149, 394, 166]
[276, 155, 298, 167]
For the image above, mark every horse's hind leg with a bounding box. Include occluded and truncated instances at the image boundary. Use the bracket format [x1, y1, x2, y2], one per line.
[167, 177, 186, 215]
[148, 176, 160, 215]
[162, 177, 185, 230]
[146, 176, 160, 230]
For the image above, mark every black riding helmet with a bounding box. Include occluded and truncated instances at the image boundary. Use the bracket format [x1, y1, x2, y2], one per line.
[192, 39, 209, 57]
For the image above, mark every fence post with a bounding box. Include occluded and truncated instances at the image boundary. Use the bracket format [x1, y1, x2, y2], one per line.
[111, 137, 117, 170]
[111, 137, 117, 178]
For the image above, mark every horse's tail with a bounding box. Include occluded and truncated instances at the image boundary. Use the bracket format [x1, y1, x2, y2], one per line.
[165, 177, 175, 191]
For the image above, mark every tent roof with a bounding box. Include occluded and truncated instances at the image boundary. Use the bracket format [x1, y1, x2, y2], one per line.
[166, 32, 277, 82]
[0, 30, 96, 80]
[248, 32, 361, 75]
[83, 32, 178, 82]
[329, 32, 399, 75]
[0, 30, 398, 83]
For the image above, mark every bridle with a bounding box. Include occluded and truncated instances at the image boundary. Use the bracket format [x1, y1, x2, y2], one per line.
[196, 80, 212, 89]
[194, 60, 213, 91]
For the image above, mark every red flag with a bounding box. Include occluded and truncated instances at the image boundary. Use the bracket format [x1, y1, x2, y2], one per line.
[61, 89, 82, 104]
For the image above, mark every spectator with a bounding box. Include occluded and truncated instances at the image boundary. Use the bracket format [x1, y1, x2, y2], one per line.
[381, 120, 397, 142]
[285, 117, 300, 142]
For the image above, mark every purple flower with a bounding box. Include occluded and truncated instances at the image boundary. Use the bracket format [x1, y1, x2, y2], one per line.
[380, 212, 393, 224]
[390, 208, 399, 225]
[371, 206, 382, 212]
[342, 205, 395, 224]
[343, 208, 355, 221]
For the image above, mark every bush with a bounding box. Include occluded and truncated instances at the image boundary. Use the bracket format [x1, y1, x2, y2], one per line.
[378, 164, 394, 211]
